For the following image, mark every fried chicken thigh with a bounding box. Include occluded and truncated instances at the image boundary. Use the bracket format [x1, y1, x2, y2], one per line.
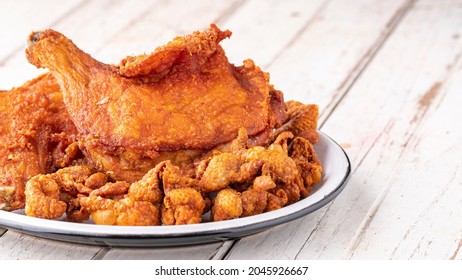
[0, 73, 79, 210]
[26, 25, 287, 182]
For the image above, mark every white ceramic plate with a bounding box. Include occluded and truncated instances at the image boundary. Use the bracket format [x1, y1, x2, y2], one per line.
[0, 131, 350, 247]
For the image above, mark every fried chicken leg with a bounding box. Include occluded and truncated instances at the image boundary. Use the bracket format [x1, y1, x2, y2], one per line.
[0, 74, 79, 211]
[26, 25, 287, 182]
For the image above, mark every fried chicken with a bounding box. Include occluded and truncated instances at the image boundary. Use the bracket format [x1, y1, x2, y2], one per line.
[0, 73, 79, 211]
[0, 25, 323, 227]
[25, 24, 287, 182]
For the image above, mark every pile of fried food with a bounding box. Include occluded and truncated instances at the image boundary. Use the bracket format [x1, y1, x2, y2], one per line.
[0, 24, 322, 226]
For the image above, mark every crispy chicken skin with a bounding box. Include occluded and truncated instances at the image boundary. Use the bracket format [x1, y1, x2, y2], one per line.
[79, 167, 163, 226]
[26, 25, 287, 182]
[212, 188, 242, 221]
[0, 73, 79, 211]
[25, 165, 96, 220]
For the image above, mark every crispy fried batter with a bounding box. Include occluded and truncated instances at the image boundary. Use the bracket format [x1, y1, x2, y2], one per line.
[25, 165, 98, 220]
[22, 127, 322, 225]
[0, 73, 79, 211]
[25, 174, 67, 219]
[273, 101, 319, 144]
[289, 137, 323, 197]
[161, 188, 205, 225]
[212, 188, 242, 221]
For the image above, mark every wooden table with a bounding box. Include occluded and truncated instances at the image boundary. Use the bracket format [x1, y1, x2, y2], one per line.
[0, 0, 461, 260]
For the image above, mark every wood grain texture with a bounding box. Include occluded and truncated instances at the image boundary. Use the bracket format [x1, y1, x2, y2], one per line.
[219, 0, 328, 67]
[100, 241, 234, 260]
[96, 0, 244, 64]
[300, 0, 462, 259]
[225, 0, 412, 260]
[0, 0, 85, 63]
[0, 0, 162, 89]
[344, 44, 462, 259]
[0, 230, 100, 259]
[266, 0, 413, 108]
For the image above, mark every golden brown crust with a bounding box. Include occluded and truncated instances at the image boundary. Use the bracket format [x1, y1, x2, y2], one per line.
[273, 101, 319, 144]
[26, 26, 277, 152]
[0, 73, 79, 210]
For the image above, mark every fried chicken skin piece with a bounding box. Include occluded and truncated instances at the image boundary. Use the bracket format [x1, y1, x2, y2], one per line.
[198, 132, 298, 193]
[212, 188, 242, 221]
[26, 25, 287, 182]
[198, 130, 322, 220]
[153, 161, 205, 225]
[0, 73, 79, 211]
[240, 175, 275, 217]
[289, 137, 323, 197]
[25, 174, 67, 219]
[273, 101, 319, 144]
[24, 165, 96, 220]
[79, 165, 163, 226]
[162, 188, 205, 225]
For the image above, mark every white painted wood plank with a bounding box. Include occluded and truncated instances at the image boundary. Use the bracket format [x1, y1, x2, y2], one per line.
[293, 0, 462, 259]
[101, 242, 231, 260]
[0, 230, 101, 259]
[0, 0, 85, 61]
[97, 0, 244, 64]
[344, 55, 462, 259]
[3, 0, 459, 261]
[219, 0, 328, 68]
[266, 0, 412, 114]
[100, 0, 329, 67]
[225, 0, 411, 259]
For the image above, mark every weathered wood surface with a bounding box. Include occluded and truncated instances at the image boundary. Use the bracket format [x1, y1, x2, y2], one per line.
[0, 0, 461, 260]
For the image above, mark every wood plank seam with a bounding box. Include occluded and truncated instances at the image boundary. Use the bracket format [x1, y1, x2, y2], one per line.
[92, 0, 245, 57]
[392, 164, 458, 258]
[293, 203, 335, 259]
[319, 0, 416, 126]
[0, 0, 89, 66]
[209, 241, 235, 260]
[92, 247, 111, 260]
[379, 50, 462, 172]
[404, 51, 462, 151]
[450, 239, 462, 260]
